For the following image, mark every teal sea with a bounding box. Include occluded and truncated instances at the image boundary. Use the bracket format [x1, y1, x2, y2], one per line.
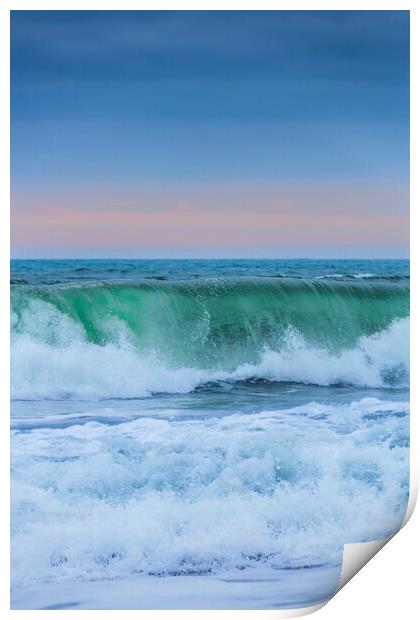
[11, 259, 410, 609]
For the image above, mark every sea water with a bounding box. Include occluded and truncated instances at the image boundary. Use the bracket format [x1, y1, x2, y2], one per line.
[10, 259, 410, 609]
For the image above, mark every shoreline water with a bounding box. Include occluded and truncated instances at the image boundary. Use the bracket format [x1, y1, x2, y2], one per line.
[12, 564, 342, 610]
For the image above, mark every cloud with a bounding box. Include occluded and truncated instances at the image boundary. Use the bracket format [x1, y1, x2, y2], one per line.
[11, 181, 409, 257]
[11, 11, 409, 85]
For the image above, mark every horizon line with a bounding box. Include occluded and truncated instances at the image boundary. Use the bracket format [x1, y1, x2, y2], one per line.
[10, 256, 410, 261]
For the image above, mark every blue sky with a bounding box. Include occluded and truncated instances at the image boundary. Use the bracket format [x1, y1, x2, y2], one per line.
[11, 11, 410, 258]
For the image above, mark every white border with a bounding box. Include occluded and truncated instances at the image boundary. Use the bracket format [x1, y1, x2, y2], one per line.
[1, 2, 417, 619]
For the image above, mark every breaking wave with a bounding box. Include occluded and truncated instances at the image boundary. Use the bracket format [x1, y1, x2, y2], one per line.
[11, 279, 409, 399]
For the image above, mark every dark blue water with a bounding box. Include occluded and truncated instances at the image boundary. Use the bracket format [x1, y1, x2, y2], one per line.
[11, 258, 409, 285]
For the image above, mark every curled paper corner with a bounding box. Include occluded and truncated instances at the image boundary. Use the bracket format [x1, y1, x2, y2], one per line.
[268, 486, 419, 620]
[270, 602, 326, 618]
[402, 476, 419, 527]
[336, 537, 390, 593]
[335, 478, 418, 597]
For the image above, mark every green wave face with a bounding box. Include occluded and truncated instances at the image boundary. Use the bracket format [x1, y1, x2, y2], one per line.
[11, 279, 409, 371]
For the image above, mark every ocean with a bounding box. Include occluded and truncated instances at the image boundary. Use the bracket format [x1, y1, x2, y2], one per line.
[10, 259, 410, 609]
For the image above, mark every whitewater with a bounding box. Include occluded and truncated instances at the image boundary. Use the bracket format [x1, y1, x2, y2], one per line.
[10, 259, 410, 609]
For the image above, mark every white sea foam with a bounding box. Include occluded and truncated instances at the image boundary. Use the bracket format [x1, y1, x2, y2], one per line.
[11, 314, 409, 399]
[353, 273, 376, 279]
[316, 273, 377, 279]
[11, 398, 409, 588]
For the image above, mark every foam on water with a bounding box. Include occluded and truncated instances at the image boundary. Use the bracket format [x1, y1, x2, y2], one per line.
[10, 263, 410, 606]
[11, 316, 409, 399]
[11, 398, 409, 588]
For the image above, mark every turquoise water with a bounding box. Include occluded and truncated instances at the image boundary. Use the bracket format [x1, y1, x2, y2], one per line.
[11, 259, 409, 609]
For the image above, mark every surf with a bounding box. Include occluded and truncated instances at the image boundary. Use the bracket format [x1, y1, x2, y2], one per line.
[11, 278, 409, 399]
[11, 398, 409, 586]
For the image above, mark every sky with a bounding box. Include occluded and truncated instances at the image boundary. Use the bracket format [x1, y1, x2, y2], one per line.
[11, 10, 409, 258]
